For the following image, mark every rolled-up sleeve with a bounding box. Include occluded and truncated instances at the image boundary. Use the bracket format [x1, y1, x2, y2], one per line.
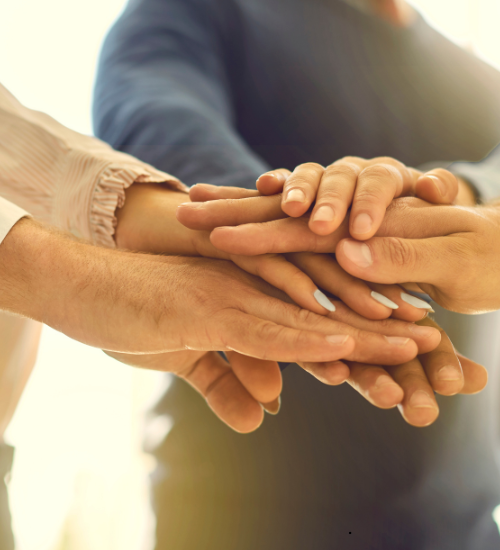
[449, 144, 500, 202]
[0, 83, 186, 248]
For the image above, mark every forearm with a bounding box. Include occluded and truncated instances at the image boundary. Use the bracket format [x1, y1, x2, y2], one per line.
[94, 0, 268, 188]
[115, 184, 198, 254]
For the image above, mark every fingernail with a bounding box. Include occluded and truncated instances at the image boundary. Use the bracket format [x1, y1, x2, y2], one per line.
[284, 189, 306, 203]
[384, 336, 410, 346]
[437, 366, 462, 381]
[352, 213, 373, 235]
[409, 390, 437, 409]
[371, 291, 398, 309]
[326, 335, 349, 345]
[342, 241, 373, 268]
[314, 289, 336, 312]
[180, 202, 200, 207]
[263, 396, 281, 415]
[312, 205, 335, 222]
[408, 324, 439, 338]
[400, 292, 434, 311]
[427, 175, 447, 197]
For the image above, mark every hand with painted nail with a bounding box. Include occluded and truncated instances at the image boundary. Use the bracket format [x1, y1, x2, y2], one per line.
[179, 185, 438, 321]
[255, 158, 466, 239]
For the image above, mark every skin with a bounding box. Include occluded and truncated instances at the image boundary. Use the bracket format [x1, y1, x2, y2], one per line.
[0, 217, 444, 432]
[174, 161, 488, 426]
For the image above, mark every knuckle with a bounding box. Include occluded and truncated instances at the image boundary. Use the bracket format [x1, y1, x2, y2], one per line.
[296, 162, 324, 174]
[324, 163, 360, 180]
[333, 156, 364, 166]
[354, 188, 385, 206]
[285, 176, 315, 191]
[361, 163, 400, 184]
[385, 237, 416, 269]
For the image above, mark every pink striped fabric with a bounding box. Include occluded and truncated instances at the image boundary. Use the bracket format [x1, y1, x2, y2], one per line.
[0, 83, 186, 248]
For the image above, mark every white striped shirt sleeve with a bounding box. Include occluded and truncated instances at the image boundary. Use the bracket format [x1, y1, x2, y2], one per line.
[0, 83, 187, 248]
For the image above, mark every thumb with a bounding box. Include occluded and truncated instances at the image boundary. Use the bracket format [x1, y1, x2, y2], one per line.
[336, 236, 460, 288]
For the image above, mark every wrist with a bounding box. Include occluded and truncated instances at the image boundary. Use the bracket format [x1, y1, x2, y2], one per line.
[115, 183, 199, 255]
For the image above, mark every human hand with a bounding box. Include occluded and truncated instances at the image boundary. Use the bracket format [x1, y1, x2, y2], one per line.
[334, 198, 500, 314]
[178, 185, 436, 320]
[340, 317, 487, 427]
[0, 218, 441, 364]
[255, 157, 460, 238]
[107, 317, 487, 431]
[105, 349, 282, 433]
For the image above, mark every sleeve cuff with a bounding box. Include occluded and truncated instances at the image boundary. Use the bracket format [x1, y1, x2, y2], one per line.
[54, 150, 187, 249]
[89, 164, 187, 248]
[0, 196, 31, 245]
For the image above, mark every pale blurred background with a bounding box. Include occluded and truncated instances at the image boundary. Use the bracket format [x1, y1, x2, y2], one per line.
[0, 0, 499, 549]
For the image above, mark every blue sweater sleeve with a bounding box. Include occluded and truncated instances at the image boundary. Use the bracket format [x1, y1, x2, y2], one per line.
[449, 144, 500, 202]
[93, 0, 269, 189]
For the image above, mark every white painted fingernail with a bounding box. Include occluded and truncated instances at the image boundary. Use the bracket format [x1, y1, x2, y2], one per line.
[371, 291, 399, 309]
[314, 289, 336, 312]
[384, 336, 410, 346]
[400, 292, 434, 311]
[326, 335, 349, 345]
[284, 189, 306, 203]
[313, 205, 335, 222]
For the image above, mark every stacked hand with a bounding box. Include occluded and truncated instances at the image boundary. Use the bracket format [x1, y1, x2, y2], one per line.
[170, 157, 488, 428]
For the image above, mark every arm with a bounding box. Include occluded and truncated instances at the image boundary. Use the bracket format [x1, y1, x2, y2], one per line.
[93, 0, 268, 189]
[0, 82, 186, 248]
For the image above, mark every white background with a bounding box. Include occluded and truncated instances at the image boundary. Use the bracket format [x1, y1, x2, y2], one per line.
[1, 0, 499, 548]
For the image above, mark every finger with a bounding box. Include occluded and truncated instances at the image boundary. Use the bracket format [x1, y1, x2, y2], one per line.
[378, 198, 478, 239]
[335, 235, 468, 288]
[210, 216, 349, 255]
[350, 162, 414, 240]
[281, 163, 324, 217]
[415, 318, 464, 396]
[386, 358, 440, 427]
[367, 283, 434, 322]
[177, 194, 285, 231]
[298, 360, 351, 386]
[322, 300, 441, 355]
[308, 161, 361, 235]
[346, 362, 404, 409]
[231, 254, 337, 315]
[236, 299, 423, 366]
[261, 396, 281, 415]
[225, 350, 282, 404]
[189, 183, 260, 202]
[288, 252, 396, 320]
[188, 351, 265, 433]
[458, 354, 488, 394]
[208, 199, 477, 256]
[414, 169, 459, 205]
[256, 169, 292, 195]
[107, 350, 264, 433]
[217, 309, 356, 363]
